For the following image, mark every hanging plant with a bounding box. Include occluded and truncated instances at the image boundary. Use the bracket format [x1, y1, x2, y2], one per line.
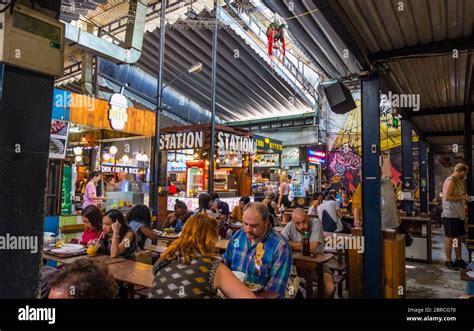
[266, 20, 286, 63]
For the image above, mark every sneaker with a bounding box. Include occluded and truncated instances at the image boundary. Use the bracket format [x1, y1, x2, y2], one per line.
[455, 259, 468, 269]
[445, 261, 459, 271]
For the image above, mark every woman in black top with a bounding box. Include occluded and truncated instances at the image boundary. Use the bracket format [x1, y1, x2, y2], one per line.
[100, 209, 138, 260]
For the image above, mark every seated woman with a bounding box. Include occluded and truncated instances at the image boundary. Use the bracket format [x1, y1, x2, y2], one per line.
[126, 204, 158, 249]
[162, 200, 193, 233]
[229, 196, 251, 223]
[194, 193, 217, 219]
[308, 192, 322, 215]
[77, 205, 103, 245]
[340, 190, 354, 228]
[148, 213, 255, 299]
[100, 209, 138, 260]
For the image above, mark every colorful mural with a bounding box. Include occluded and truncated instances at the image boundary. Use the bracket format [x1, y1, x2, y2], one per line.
[325, 90, 419, 192]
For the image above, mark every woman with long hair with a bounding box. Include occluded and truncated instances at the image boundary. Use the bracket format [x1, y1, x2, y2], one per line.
[80, 205, 103, 245]
[126, 204, 158, 249]
[149, 213, 255, 299]
[277, 174, 291, 208]
[82, 171, 106, 209]
[100, 209, 138, 260]
[195, 193, 216, 218]
[308, 192, 323, 215]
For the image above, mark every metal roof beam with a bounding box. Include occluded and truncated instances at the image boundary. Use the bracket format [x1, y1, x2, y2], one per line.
[369, 37, 474, 63]
[424, 131, 473, 138]
[406, 106, 472, 117]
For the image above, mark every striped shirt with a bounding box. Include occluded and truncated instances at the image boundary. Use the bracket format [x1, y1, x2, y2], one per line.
[222, 226, 292, 298]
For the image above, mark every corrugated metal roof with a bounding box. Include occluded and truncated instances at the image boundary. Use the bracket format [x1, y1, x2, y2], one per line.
[262, 0, 362, 78]
[135, 9, 313, 122]
[310, 0, 473, 149]
[412, 113, 465, 133]
[333, 0, 473, 54]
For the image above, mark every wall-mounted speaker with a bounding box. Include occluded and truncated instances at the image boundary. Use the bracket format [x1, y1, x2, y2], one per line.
[323, 82, 356, 114]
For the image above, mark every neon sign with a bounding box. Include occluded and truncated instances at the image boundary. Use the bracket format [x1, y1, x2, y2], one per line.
[307, 148, 326, 164]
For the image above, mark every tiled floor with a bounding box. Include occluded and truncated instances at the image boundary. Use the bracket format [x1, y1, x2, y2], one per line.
[406, 226, 470, 298]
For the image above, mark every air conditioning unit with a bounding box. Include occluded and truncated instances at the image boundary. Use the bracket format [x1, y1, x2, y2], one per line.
[0, 4, 64, 76]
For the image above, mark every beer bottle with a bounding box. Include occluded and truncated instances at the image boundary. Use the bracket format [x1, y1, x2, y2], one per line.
[302, 231, 310, 256]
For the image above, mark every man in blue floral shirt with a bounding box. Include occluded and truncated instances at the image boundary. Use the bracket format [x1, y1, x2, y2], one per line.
[222, 202, 292, 298]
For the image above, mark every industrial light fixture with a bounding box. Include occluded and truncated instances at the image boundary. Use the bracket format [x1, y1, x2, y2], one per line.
[141, 154, 149, 162]
[136, 151, 143, 161]
[122, 154, 129, 163]
[73, 146, 82, 155]
[75, 155, 82, 162]
[81, 134, 86, 142]
[187, 62, 202, 74]
[110, 146, 118, 155]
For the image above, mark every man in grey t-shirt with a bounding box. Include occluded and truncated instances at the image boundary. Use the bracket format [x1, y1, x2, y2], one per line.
[381, 178, 400, 230]
[281, 208, 334, 298]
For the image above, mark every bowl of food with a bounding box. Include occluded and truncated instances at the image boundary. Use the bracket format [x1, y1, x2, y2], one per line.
[163, 228, 175, 236]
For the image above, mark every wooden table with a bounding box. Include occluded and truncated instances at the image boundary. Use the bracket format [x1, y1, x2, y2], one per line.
[107, 260, 154, 298]
[292, 252, 334, 299]
[42, 252, 126, 265]
[460, 268, 474, 282]
[144, 244, 167, 254]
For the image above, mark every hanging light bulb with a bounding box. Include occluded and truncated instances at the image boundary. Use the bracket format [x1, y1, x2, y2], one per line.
[122, 154, 129, 163]
[136, 151, 142, 161]
[81, 134, 86, 142]
[110, 146, 118, 155]
[141, 154, 148, 162]
[73, 147, 82, 155]
[75, 155, 82, 162]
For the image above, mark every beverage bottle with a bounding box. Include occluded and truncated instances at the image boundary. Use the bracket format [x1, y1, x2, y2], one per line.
[302, 231, 310, 256]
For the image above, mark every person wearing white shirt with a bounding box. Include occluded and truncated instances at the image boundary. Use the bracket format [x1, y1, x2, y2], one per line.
[317, 193, 345, 233]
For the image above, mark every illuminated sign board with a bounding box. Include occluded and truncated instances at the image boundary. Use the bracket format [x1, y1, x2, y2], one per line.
[307, 147, 326, 164]
[253, 135, 283, 152]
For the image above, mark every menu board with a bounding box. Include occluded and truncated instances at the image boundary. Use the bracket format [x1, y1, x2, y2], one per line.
[49, 120, 70, 159]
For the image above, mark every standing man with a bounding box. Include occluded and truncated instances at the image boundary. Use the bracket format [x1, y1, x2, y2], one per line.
[442, 163, 470, 270]
[223, 202, 292, 298]
[281, 208, 335, 298]
[115, 171, 129, 192]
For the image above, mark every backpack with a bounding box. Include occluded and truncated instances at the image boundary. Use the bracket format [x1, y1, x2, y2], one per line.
[322, 210, 338, 232]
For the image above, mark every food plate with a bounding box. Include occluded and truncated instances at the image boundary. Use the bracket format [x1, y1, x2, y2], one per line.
[51, 244, 84, 254]
[243, 281, 263, 292]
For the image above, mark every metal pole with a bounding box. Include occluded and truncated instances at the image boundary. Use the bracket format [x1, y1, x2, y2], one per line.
[361, 75, 382, 298]
[418, 139, 428, 213]
[208, 0, 219, 193]
[150, 0, 167, 220]
[464, 111, 473, 227]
